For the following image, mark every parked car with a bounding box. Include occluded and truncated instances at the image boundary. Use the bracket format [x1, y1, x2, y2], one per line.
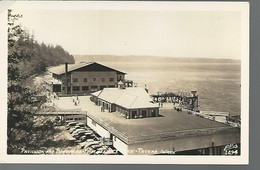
[80, 133, 95, 142]
[77, 123, 85, 127]
[73, 131, 91, 139]
[66, 122, 77, 130]
[65, 120, 74, 124]
[95, 146, 109, 155]
[86, 144, 104, 154]
[69, 125, 81, 134]
[80, 139, 95, 149]
[83, 141, 101, 150]
[71, 129, 88, 136]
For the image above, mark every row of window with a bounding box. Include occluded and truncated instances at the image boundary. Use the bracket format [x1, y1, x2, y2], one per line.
[75, 117, 85, 120]
[73, 77, 115, 83]
[65, 117, 85, 121]
[131, 110, 156, 117]
[64, 85, 115, 92]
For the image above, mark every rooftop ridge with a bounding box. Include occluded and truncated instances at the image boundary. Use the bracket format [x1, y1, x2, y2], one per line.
[67, 61, 93, 72]
[49, 61, 126, 75]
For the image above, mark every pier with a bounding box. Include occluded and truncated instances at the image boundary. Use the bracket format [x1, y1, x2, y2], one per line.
[151, 90, 199, 111]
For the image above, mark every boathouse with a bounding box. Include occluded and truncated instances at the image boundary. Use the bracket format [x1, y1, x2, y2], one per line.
[90, 83, 159, 119]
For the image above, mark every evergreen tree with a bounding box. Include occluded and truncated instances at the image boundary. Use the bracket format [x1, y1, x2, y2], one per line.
[8, 10, 44, 153]
[8, 10, 75, 154]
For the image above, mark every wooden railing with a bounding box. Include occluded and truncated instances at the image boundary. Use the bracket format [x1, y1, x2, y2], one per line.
[86, 111, 239, 144]
[36, 110, 87, 115]
[86, 112, 129, 143]
[127, 126, 239, 144]
[37, 109, 240, 145]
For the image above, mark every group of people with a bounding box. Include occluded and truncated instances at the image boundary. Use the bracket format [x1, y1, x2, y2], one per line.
[73, 96, 80, 106]
[158, 102, 164, 107]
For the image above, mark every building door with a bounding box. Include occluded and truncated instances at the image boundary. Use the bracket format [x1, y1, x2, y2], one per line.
[132, 111, 137, 119]
[151, 109, 156, 117]
[141, 110, 147, 118]
[67, 86, 71, 94]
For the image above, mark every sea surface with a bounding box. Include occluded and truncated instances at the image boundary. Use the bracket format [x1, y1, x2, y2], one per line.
[92, 59, 241, 116]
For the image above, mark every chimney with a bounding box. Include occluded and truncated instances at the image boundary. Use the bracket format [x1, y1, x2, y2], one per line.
[65, 62, 68, 94]
[65, 62, 68, 74]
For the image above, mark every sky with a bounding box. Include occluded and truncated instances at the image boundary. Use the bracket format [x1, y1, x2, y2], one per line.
[15, 10, 241, 59]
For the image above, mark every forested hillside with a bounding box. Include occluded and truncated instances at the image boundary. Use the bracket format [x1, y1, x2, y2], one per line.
[20, 42, 75, 76]
[11, 24, 75, 77]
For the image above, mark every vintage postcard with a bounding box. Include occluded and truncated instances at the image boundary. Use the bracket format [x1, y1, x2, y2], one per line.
[0, 1, 249, 164]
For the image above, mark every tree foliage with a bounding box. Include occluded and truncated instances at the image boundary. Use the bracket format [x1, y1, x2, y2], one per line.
[7, 10, 74, 154]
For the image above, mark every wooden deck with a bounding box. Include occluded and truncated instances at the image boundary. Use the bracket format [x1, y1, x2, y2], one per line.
[46, 96, 240, 144]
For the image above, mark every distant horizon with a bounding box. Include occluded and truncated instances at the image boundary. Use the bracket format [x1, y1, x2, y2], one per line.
[72, 54, 241, 61]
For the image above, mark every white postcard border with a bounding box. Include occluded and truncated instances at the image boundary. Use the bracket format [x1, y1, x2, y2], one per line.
[0, 1, 249, 164]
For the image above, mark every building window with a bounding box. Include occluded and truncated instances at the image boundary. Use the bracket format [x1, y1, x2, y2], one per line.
[91, 86, 98, 92]
[117, 76, 122, 81]
[102, 78, 105, 82]
[84, 78, 88, 82]
[82, 86, 89, 91]
[73, 86, 80, 91]
[93, 78, 96, 81]
[108, 85, 115, 88]
[73, 78, 78, 82]
[100, 85, 106, 90]
[109, 78, 114, 82]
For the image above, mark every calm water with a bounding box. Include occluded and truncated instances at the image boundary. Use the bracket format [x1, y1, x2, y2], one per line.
[99, 61, 241, 116]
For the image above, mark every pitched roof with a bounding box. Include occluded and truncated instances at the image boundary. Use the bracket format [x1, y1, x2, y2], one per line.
[48, 61, 126, 75]
[92, 87, 158, 109]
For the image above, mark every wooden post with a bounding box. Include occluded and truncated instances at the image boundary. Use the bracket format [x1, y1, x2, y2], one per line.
[212, 142, 215, 155]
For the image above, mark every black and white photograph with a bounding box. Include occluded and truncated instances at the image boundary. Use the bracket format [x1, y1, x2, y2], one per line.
[0, 1, 249, 164]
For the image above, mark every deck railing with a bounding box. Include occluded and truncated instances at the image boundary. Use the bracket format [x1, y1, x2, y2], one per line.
[36, 110, 87, 115]
[85, 111, 240, 144]
[127, 126, 239, 144]
[37, 109, 240, 145]
[86, 112, 129, 143]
